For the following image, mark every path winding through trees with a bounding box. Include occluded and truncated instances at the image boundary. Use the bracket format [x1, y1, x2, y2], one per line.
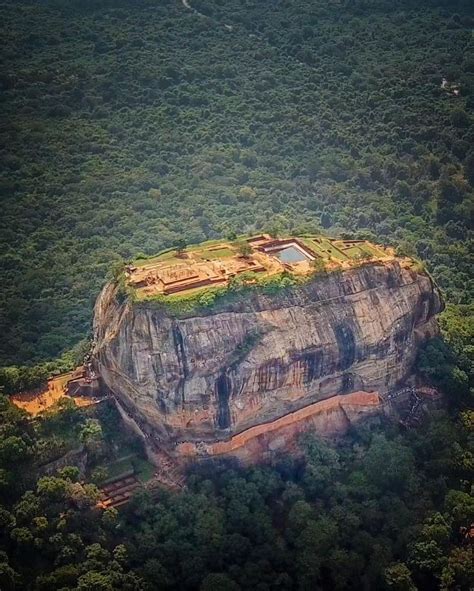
[181, 0, 205, 18]
[179, 0, 313, 69]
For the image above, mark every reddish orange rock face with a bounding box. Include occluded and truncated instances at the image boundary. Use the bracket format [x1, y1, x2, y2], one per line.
[177, 391, 382, 462]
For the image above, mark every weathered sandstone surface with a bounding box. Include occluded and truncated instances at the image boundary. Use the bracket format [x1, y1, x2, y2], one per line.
[93, 261, 442, 459]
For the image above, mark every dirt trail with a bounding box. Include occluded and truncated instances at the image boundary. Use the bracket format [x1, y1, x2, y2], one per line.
[178, 0, 310, 66]
[181, 0, 206, 19]
[181, 0, 233, 30]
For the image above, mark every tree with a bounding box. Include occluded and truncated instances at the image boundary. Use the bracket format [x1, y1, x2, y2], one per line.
[10, 527, 34, 547]
[113, 544, 128, 567]
[90, 466, 108, 484]
[200, 573, 241, 591]
[76, 571, 114, 591]
[238, 186, 257, 200]
[225, 229, 237, 241]
[438, 179, 462, 206]
[79, 419, 104, 457]
[464, 151, 474, 187]
[444, 490, 474, 526]
[0, 436, 29, 466]
[293, 517, 338, 588]
[420, 513, 451, 548]
[67, 482, 101, 509]
[142, 558, 174, 589]
[440, 547, 474, 591]
[417, 338, 469, 403]
[408, 539, 447, 586]
[320, 211, 332, 228]
[0, 556, 19, 591]
[311, 257, 326, 274]
[175, 239, 187, 256]
[102, 507, 119, 531]
[58, 466, 80, 482]
[395, 240, 417, 258]
[362, 434, 415, 494]
[395, 180, 411, 200]
[427, 156, 441, 179]
[301, 436, 340, 498]
[35, 564, 80, 591]
[148, 188, 161, 199]
[385, 563, 417, 591]
[450, 109, 470, 128]
[286, 500, 314, 546]
[235, 240, 252, 258]
[36, 476, 68, 503]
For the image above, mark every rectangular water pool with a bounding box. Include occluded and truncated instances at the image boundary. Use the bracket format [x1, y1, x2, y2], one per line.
[275, 245, 311, 263]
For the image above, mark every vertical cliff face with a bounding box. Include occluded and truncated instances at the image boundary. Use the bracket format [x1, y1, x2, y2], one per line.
[93, 261, 443, 454]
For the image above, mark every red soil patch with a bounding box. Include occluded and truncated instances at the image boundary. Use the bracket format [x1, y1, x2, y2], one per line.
[10, 370, 95, 416]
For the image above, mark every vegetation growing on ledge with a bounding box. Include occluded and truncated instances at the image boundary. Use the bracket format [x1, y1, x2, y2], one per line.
[121, 233, 395, 314]
[117, 234, 397, 316]
[133, 271, 306, 316]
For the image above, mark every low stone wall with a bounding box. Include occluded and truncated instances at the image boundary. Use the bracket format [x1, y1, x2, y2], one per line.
[38, 446, 87, 478]
[164, 275, 226, 295]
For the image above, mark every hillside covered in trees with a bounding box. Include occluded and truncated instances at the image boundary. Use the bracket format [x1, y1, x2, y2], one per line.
[0, 0, 473, 366]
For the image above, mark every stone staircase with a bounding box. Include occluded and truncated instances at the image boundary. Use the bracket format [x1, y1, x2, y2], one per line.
[99, 475, 141, 509]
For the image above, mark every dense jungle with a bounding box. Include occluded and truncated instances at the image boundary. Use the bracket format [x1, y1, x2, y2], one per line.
[0, 0, 472, 589]
[0, 0, 472, 366]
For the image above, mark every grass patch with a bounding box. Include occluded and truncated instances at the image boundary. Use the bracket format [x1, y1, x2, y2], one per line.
[103, 456, 135, 481]
[133, 458, 155, 483]
[134, 240, 236, 267]
[138, 271, 310, 316]
[360, 243, 385, 257]
[135, 251, 182, 267]
[36, 403, 87, 450]
[297, 237, 343, 260]
[196, 247, 234, 259]
[343, 246, 365, 258]
[97, 455, 155, 484]
[185, 238, 226, 252]
[319, 240, 349, 261]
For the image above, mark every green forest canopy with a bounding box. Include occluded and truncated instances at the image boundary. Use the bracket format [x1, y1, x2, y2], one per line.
[0, 392, 473, 591]
[0, 0, 472, 366]
[0, 2, 472, 589]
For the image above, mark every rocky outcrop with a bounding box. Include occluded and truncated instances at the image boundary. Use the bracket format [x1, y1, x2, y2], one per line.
[93, 261, 443, 459]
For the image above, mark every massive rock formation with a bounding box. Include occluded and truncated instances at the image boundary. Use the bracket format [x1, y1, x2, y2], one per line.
[93, 260, 443, 462]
